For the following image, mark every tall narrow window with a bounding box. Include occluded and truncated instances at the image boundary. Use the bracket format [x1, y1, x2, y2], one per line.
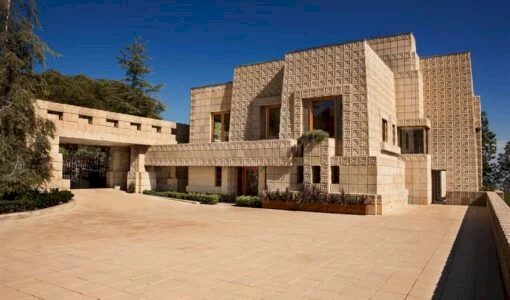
[382, 119, 388, 142]
[308, 99, 336, 137]
[312, 166, 321, 184]
[392, 125, 396, 145]
[215, 167, 222, 187]
[260, 105, 280, 139]
[297, 166, 304, 184]
[211, 112, 230, 142]
[331, 166, 340, 184]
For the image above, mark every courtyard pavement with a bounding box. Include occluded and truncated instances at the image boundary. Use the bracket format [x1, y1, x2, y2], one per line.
[0, 189, 504, 299]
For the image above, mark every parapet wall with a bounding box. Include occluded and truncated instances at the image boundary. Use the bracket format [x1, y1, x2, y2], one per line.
[486, 192, 510, 295]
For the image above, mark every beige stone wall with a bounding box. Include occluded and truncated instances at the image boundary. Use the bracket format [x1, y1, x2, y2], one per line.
[106, 147, 130, 189]
[402, 154, 432, 204]
[365, 44, 398, 156]
[189, 83, 232, 144]
[37, 100, 179, 146]
[422, 52, 481, 191]
[375, 156, 408, 211]
[266, 166, 292, 191]
[187, 167, 221, 194]
[367, 33, 424, 120]
[230, 60, 284, 141]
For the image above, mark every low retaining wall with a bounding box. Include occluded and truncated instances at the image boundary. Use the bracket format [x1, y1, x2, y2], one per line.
[446, 191, 504, 206]
[262, 200, 376, 215]
[486, 192, 510, 295]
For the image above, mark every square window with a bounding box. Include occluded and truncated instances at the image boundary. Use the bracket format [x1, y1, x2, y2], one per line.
[312, 166, 321, 184]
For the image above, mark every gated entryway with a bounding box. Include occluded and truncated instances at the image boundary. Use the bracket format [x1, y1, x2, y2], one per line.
[61, 145, 109, 189]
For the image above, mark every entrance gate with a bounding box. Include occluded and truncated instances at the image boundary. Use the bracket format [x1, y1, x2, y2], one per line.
[61, 145, 108, 189]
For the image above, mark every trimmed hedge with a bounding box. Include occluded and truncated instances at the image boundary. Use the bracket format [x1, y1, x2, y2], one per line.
[236, 195, 261, 208]
[220, 193, 236, 203]
[0, 189, 74, 214]
[263, 187, 368, 205]
[143, 190, 219, 205]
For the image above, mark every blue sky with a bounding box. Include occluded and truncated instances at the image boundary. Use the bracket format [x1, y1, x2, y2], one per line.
[37, 0, 510, 150]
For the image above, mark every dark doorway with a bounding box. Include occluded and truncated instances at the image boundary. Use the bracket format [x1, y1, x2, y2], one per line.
[238, 167, 259, 195]
[176, 166, 188, 193]
[61, 145, 108, 189]
[432, 170, 446, 203]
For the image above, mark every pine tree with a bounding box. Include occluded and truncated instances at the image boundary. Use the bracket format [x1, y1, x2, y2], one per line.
[497, 141, 510, 192]
[481, 111, 498, 188]
[0, 0, 56, 197]
[117, 36, 166, 118]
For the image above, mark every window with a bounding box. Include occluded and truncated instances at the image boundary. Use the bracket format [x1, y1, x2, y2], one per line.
[331, 166, 339, 184]
[297, 166, 304, 184]
[307, 99, 336, 137]
[392, 125, 396, 145]
[106, 119, 118, 128]
[382, 119, 388, 142]
[260, 105, 280, 139]
[212, 112, 230, 142]
[312, 166, 321, 184]
[215, 167, 222, 187]
[130, 122, 141, 131]
[399, 128, 426, 154]
[79, 114, 93, 124]
[47, 110, 63, 120]
[152, 125, 161, 133]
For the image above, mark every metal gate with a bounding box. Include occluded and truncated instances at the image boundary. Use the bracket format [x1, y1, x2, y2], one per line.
[61, 145, 108, 189]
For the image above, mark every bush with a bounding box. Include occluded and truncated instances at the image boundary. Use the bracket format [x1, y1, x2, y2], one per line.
[0, 189, 74, 214]
[127, 182, 136, 193]
[235, 195, 261, 208]
[220, 193, 236, 203]
[298, 130, 330, 145]
[143, 190, 219, 205]
[262, 187, 367, 206]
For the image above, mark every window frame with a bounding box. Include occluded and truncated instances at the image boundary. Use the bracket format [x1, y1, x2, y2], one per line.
[307, 97, 337, 138]
[312, 166, 321, 184]
[211, 111, 230, 142]
[261, 105, 281, 139]
[382, 119, 388, 142]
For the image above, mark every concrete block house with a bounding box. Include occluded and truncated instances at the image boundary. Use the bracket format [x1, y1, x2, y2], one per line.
[39, 33, 483, 213]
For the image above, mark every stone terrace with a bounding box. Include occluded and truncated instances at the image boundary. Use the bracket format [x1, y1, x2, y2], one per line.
[0, 189, 504, 299]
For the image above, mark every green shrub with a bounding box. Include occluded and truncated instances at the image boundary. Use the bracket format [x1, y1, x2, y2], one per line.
[298, 130, 330, 145]
[262, 187, 367, 205]
[235, 195, 261, 208]
[143, 190, 219, 205]
[0, 189, 74, 214]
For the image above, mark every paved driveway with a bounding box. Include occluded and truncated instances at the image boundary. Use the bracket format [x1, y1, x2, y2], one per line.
[0, 189, 503, 299]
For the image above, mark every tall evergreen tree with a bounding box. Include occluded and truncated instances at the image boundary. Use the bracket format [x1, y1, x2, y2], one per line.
[0, 0, 56, 197]
[117, 36, 165, 118]
[497, 141, 510, 192]
[481, 111, 498, 188]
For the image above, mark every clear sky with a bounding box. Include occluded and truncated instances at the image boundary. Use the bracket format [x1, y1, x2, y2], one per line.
[37, 0, 510, 151]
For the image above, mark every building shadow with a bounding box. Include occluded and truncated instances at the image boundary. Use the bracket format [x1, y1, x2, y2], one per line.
[432, 204, 507, 299]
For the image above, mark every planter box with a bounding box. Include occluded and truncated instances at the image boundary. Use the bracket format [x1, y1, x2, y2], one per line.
[262, 200, 375, 215]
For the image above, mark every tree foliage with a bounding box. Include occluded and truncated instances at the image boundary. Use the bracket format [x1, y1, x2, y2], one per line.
[34, 70, 165, 119]
[481, 111, 498, 188]
[118, 36, 164, 95]
[497, 141, 510, 192]
[0, 0, 56, 198]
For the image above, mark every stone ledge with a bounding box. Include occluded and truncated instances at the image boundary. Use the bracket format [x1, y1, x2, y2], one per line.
[0, 199, 76, 222]
[486, 192, 510, 296]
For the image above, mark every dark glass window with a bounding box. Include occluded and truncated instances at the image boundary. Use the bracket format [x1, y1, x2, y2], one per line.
[212, 112, 230, 142]
[297, 166, 304, 184]
[261, 106, 280, 139]
[215, 167, 222, 187]
[311, 100, 335, 137]
[312, 166, 321, 184]
[331, 166, 340, 184]
[399, 128, 426, 154]
[382, 119, 388, 142]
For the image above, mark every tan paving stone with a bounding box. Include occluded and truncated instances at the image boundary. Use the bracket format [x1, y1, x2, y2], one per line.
[0, 189, 500, 299]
